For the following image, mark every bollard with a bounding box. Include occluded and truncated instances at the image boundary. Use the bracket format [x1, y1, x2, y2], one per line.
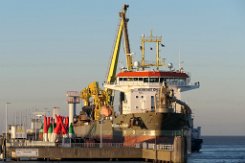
[173, 136, 187, 163]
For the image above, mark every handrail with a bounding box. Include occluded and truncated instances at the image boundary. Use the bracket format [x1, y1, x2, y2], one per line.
[8, 141, 173, 151]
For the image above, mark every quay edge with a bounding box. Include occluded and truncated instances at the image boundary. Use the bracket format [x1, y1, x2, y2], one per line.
[4, 136, 187, 162]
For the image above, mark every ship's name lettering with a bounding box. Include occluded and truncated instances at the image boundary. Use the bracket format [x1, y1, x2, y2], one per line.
[138, 88, 159, 92]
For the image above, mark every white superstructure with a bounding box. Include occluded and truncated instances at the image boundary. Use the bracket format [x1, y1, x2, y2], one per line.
[105, 70, 199, 114]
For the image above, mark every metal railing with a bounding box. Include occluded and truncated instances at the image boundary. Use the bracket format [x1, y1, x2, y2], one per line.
[8, 141, 173, 151]
[59, 143, 129, 148]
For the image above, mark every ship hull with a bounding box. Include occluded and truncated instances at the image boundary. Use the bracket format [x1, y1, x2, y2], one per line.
[74, 112, 190, 145]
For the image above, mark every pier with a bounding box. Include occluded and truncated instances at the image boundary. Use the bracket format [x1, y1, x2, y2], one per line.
[2, 136, 187, 162]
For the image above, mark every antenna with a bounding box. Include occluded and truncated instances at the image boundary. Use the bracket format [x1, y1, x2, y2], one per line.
[15, 111, 16, 125]
[20, 111, 22, 126]
[178, 48, 181, 70]
[178, 48, 184, 72]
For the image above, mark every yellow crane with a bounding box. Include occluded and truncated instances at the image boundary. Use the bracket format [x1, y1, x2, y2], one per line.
[106, 4, 132, 84]
[80, 81, 110, 120]
[80, 4, 132, 120]
[105, 4, 132, 105]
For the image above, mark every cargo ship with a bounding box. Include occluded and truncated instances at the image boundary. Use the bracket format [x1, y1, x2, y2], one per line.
[72, 4, 201, 152]
[1, 4, 202, 162]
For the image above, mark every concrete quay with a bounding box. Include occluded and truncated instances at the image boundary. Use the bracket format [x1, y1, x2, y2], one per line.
[4, 136, 186, 163]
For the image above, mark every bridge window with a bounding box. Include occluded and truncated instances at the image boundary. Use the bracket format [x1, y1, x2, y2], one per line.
[133, 78, 138, 81]
[139, 78, 143, 81]
[149, 78, 159, 83]
[143, 78, 149, 83]
[166, 79, 172, 84]
[179, 79, 186, 85]
[160, 78, 166, 83]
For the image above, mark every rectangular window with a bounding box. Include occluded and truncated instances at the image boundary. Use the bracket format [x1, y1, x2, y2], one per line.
[151, 96, 154, 111]
[160, 78, 166, 83]
[150, 78, 159, 82]
[144, 78, 149, 83]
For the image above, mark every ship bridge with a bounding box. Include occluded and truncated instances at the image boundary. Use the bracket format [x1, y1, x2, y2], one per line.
[114, 70, 200, 92]
[104, 70, 200, 114]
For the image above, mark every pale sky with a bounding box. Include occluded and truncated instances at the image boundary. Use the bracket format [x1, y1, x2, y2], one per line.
[0, 0, 245, 135]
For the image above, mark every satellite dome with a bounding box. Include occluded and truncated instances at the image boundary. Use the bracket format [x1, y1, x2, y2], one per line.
[168, 63, 173, 69]
[134, 61, 140, 68]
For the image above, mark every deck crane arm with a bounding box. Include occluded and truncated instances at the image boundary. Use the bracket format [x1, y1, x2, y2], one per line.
[105, 4, 132, 106]
[121, 5, 132, 71]
[106, 4, 132, 84]
[106, 15, 124, 84]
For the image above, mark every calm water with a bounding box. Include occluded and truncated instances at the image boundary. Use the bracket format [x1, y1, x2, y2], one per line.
[1, 136, 245, 162]
[189, 136, 245, 163]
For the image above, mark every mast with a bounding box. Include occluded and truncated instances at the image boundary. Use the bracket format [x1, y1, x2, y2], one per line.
[140, 31, 165, 70]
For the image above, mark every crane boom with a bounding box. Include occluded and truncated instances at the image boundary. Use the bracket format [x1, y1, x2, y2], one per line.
[106, 16, 124, 84]
[120, 6, 132, 71]
[106, 4, 132, 84]
[105, 4, 132, 106]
